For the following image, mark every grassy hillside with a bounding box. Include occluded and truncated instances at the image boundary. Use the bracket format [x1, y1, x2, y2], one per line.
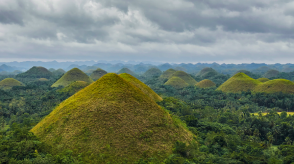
[90, 68, 107, 81]
[257, 78, 270, 82]
[217, 73, 261, 93]
[195, 79, 216, 88]
[117, 68, 136, 76]
[16, 66, 53, 79]
[170, 71, 197, 86]
[119, 73, 163, 102]
[0, 78, 24, 90]
[143, 68, 162, 78]
[58, 81, 89, 95]
[196, 67, 218, 78]
[253, 79, 294, 94]
[51, 68, 93, 87]
[263, 69, 279, 78]
[31, 73, 193, 163]
[159, 69, 176, 79]
[164, 76, 189, 89]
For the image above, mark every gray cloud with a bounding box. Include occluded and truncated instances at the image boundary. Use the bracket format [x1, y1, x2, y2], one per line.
[0, 0, 294, 63]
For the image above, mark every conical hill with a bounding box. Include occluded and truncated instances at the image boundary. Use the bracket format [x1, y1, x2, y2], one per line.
[143, 68, 162, 78]
[53, 69, 66, 76]
[253, 79, 294, 94]
[31, 73, 193, 163]
[263, 69, 279, 78]
[257, 78, 270, 82]
[58, 81, 89, 96]
[196, 67, 218, 78]
[90, 68, 107, 81]
[119, 73, 162, 102]
[164, 76, 189, 89]
[195, 79, 216, 88]
[159, 69, 176, 79]
[16, 66, 53, 79]
[217, 73, 261, 93]
[170, 71, 197, 86]
[117, 68, 136, 76]
[51, 68, 93, 87]
[0, 78, 24, 90]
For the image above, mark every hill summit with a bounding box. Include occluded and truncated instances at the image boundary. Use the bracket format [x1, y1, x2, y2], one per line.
[90, 68, 107, 81]
[195, 79, 216, 88]
[170, 71, 197, 86]
[0, 78, 24, 90]
[51, 68, 93, 87]
[31, 73, 193, 163]
[217, 73, 261, 93]
[253, 79, 294, 94]
[117, 68, 136, 76]
[159, 69, 176, 79]
[196, 67, 218, 78]
[143, 67, 162, 78]
[16, 66, 53, 79]
[164, 76, 189, 89]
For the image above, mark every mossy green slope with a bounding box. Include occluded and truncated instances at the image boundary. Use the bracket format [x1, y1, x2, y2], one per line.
[196, 67, 218, 78]
[119, 73, 163, 102]
[117, 68, 136, 76]
[159, 69, 176, 79]
[51, 68, 93, 87]
[217, 73, 261, 93]
[58, 81, 89, 95]
[253, 79, 294, 94]
[16, 66, 53, 79]
[143, 68, 162, 78]
[0, 78, 24, 90]
[195, 79, 216, 88]
[257, 78, 270, 82]
[263, 69, 279, 78]
[170, 71, 197, 86]
[90, 68, 107, 81]
[164, 76, 189, 89]
[31, 73, 193, 163]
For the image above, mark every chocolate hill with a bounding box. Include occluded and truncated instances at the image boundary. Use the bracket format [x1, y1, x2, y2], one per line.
[16, 66, 53, 79]
[195, 79, 216, 88]
[0, 78, 24, 90]
[90, 68, 107, 81]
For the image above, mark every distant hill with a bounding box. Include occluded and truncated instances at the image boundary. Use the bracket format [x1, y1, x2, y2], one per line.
[119, 73, 163, 102]
[31, 73, 193, 163]
[58, 81, 89, 95]
[51, 68, 93, 87]
[48, 68, 56, 72]
[257, 78, 270, 82]
[0, 78, 24, 90]
[195, 79, 216, 88]
[164, 76, 189, 89]
[217, 73, 261, 93]
[263, 69, 279, 78]
[252, 66, 271, 74]
[90, 68, 107, 81]
[196, 67, 218, 78]
[169, 71, 197, 86]
[117, 68, 136, 76]
[16, 66, 53, 79]
[254, 79, 294, 94]
[52, 69, 66, 76]
[143, 68, 162, 78]
[159, 69, 176, 80]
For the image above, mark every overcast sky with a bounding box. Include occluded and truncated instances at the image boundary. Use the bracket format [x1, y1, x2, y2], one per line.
[0, 0, 294, 63]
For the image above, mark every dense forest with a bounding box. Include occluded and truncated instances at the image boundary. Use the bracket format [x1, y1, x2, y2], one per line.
[1, 65, 294, 163]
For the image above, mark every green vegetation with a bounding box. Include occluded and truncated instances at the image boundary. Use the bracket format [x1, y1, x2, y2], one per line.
[58, 81, 89, 96]
[0, 78, 24, 90]
[90, 68, 107, 81]
[16, 66, 53, 79]
[159, 69, 176, 79]
[217, 72, 261, 93]
[196, 67, 218, 78]
[38, 78, 49, 81]
[254, 79, 294, 94]
[195, 79, 216, 88]
[51, 68, 93, 87]
[169, 71, 197, 86]
[264, 69, 279, 78]
[164, 76, 189, 89]
[52, 68, 66, 76]
[257, 77, 270, 82]
[117, 67, 136, 76]
[119, 73, 163, 102]
[31, 73, 193, 163]
[143, 67, 162, 78]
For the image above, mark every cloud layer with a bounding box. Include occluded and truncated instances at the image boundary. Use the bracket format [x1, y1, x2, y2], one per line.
[0, 0, 294, 63]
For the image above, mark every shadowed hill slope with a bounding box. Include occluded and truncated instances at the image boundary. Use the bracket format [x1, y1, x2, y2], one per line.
[31, 73, 193, 163]
[263, 69, 279, 78]
[117, 68, 136, 76]
[164, 76, 189, 89]
[159, 69, 176, 79]
[53, 69, 66, 76]
[170, 71, 197, 86]
[119, 73, 162, 102]
[16, 66, 53, 79]
[90, 68, 107, 81]
[51, 68, 93, 87]
[217, 73, 261, 93]
[195, 79, 216, 88]
[253, 79, 294, 94]
[196, 67, 218, 78]
[143, 68, 162, 78]
[0, 78, 24, 90]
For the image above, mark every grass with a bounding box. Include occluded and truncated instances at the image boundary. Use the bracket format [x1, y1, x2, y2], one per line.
[195, 79, 216, 88]
[253, 79, 294, 94]
[143, 68, 162, 78]
[257, 78, 270, 82]
[16, 66, 53, 79]
[217, 73, 262, 93]
[117, 68, 136, 76]
[0, 78, 24, 90]
[159, 69, 176, 79]
[164, 76, 189, 89]
[196, 67, 218, 78]
[31, 73, 194, 163]
[90, 68, 107, 81]
[58, 81, 89, 95]
[170, 71, 197, 86]
[51, 68, 93, 87]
